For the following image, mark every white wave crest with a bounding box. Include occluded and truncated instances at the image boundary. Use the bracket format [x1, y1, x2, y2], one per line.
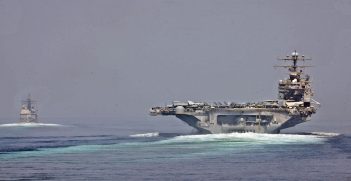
[0, 123, 64, 128]
[130, 132, 159, 138]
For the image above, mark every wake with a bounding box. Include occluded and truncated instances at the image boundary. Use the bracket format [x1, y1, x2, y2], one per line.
[156, 132, 338, 145]
[0, 132, 341, 160]
[129, 132, 160, 138]
[0, 123, 64, 128]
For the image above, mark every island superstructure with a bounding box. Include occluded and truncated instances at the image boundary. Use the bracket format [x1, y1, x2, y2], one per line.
[150, 51, 320, 134]
[19, 94, 38, 123]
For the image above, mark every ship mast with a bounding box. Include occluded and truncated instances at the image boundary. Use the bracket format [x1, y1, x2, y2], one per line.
[26, 94, 33, 112]
[275, 50, 312, 70]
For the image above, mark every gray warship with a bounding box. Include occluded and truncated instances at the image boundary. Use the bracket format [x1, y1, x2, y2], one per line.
[19, 94, 39, 123]
[150, 51, 320, 134]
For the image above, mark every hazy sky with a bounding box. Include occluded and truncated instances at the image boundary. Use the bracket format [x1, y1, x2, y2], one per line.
[1, 0, 351, 124]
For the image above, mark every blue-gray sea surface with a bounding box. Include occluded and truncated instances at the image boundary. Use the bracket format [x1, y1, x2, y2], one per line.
[0, 118, 350, 181]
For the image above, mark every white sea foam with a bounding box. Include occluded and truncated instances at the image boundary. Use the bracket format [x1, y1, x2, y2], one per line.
[130, 132, 159, 138]
[0, 123, 64, 128]
[158, 132, 329, 145]
[310, 132, 341, 137]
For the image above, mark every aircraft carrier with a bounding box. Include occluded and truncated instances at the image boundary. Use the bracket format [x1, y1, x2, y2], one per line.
[150, 51, 320, 134]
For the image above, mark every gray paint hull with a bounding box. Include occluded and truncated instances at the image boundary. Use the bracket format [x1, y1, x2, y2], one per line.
[173, 108, 308, 134]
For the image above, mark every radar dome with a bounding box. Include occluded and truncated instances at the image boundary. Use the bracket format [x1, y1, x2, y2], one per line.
[175, 106, 185, 114]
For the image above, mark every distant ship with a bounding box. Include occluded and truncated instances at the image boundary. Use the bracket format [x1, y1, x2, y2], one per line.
[19, 94, 38, 123]
[150, 51, 320, 134]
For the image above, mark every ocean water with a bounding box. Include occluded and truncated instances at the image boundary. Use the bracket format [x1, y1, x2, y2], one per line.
[0, 119, 350, 181]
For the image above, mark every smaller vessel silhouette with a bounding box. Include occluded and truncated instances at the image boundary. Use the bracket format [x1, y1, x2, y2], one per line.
[19, 94, 38, 123]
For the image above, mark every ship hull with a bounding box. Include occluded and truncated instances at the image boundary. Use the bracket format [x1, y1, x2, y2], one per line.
[18, 119, 38, 123]
[19, 114, 38, 123]
[172, 108, 309, 134]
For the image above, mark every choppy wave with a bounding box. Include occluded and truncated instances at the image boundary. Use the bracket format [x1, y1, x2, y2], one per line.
[0, 123, 64, 127]
[129, 132, 159, 138]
